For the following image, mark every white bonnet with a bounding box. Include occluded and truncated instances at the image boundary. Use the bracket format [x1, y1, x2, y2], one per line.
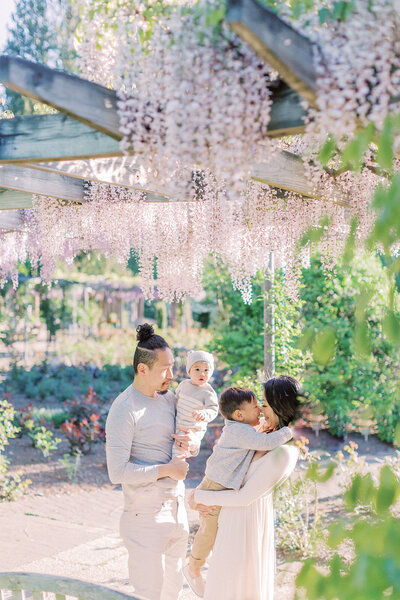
[186, 350, 214, 377]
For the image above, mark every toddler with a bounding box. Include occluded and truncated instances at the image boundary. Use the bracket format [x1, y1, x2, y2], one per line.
[173, 350, 218, 458]
[183, 386, 292, 597]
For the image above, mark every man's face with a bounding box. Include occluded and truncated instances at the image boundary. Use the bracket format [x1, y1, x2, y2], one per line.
[148, 347, 175, 393]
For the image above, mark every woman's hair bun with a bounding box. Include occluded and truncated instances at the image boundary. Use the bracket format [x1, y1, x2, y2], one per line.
[136, 323, 154, 343]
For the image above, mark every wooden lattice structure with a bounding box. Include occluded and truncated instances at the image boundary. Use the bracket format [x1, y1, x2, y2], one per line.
[0, 0, 351, 234]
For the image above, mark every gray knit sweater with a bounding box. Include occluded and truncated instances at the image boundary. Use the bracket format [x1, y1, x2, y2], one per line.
[205, 420, 292, 490]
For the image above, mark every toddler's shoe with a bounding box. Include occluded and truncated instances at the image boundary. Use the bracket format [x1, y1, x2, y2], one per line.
[183, 564, 205, 598]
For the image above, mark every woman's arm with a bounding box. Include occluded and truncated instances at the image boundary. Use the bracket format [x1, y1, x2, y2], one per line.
[194, 445, 299, 507]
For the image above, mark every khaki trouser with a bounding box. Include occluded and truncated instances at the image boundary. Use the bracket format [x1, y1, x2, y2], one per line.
[120, 483, 188, 600]
[189, 476, 227, 569]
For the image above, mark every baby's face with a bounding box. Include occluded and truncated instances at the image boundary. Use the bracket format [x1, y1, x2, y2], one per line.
[189, 361, 210, 386]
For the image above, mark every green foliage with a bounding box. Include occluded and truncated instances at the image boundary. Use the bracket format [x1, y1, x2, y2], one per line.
[296, 465, 400, 600]
[4, 362, 133, 403]
[203, 261, 304, 378]
[27, 424, 61, 458]
[0, 399, 31, 501]
[4, 0, 78, 115]
[59, 451, 81, 481]
[300, 255, 400, 439]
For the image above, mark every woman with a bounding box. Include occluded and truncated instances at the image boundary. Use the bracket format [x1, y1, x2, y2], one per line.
[192, 375, 301, 600]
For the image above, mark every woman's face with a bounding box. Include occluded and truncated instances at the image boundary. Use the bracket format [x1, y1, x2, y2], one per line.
[261, 392, 280, 430]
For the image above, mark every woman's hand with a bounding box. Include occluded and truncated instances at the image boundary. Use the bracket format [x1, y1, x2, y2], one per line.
[188, 489, 215, 517]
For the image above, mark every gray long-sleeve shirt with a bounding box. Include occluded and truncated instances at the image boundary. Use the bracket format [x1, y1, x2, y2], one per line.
[205, 420, 293, 490]
[105, 384, 178, 500]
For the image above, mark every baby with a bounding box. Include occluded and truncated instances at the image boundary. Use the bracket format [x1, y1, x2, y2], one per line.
[172, 350, 218, 458]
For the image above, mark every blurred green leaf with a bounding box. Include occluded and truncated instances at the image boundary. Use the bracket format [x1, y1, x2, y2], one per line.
[297, 326, 315, 351]
[318, 136, 336, 165]
[299, 216, 330, 247]
[307, 460, 336, 483]
[341, 124, 374, 170]
[375, 466, 400, 514]
[328, 523, 349, 547]
[353, 321, 371, 357]
[383, 310, 400, 345]
[344, 473, 375, 510]
[395, 422, 400, 447]
[376, 117, 394, 172]
[342, 217, 358, 265]
[311, 326, 337, 366]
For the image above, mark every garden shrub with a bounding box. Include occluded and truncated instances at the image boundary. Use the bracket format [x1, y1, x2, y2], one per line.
[2, 362, 133, 404]
[61, 387, 106, 454]
[296, 464, 400, 600]
[16, 404, 61, 458]
[203, 263, 304, 379]
[300, 255, 400, 439]
[0, 398, 31, 501]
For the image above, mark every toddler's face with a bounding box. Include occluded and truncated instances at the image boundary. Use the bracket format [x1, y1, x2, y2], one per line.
[189, 361, 210, 386]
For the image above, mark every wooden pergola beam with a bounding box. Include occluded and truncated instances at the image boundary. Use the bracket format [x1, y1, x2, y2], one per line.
[0, 166, 171, 206]
[0, 188, 33, 209]
[0, 114, 120, 163]
[0, 55, 306, 144]
[227, 0, 317, 106]
[0, 55, 121, 140]
[22, 151, 344, 203]
[0, 208, 24, 231]
[21, 158, 171, 198]
[0, 164, 85, 203]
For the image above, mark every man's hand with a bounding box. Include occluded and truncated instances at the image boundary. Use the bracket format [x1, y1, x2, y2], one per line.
[172, 426, 200, 456]
[167, 457, 189, 481]
[188, 489, 215, 517]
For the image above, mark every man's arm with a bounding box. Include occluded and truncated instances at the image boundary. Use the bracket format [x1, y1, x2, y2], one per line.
[106, 403, 188, 484]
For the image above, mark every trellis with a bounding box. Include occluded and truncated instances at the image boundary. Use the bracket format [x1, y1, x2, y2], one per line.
[0, 0, 352, 373]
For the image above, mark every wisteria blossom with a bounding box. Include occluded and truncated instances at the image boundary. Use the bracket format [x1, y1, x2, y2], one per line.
[0, 0, 398, 300]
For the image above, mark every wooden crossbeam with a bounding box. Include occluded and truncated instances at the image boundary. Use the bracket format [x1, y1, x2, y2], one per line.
[0, 55, 305, 145]
[0, 151, 347, 208]
[227, 0, 317, 106]
[0, 114, 120, 163]
[268, 81, 306, 137]
[0, 164, 85, 202]
[22, 157, 171, 197]
[0, 208, 24, 231]
[0, 188, 33, 209]
[24, 151, 338, 202]
[251, 151, 349, 207]
[0, 165, 171, 206]
[251, 151, 316, 197]
[0, 55, 121, 140]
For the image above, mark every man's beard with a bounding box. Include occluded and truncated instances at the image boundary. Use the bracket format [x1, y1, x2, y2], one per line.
[157, 389, 168, 395]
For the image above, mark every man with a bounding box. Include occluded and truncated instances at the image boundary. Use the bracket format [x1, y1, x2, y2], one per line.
[106, 323, 197, 600]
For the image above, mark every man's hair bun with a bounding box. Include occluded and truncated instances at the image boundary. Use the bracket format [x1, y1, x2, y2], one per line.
[136, 323, 154, 343]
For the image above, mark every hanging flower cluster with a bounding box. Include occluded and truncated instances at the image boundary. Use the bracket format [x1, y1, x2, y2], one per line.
[113, 1, 273, 200]
[0, 174, 375, 302]
[309, 0, 399, 144]
[0, 0, 396, 302]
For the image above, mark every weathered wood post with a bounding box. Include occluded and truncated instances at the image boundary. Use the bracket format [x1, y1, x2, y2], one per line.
[264, 251, 275, 378]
